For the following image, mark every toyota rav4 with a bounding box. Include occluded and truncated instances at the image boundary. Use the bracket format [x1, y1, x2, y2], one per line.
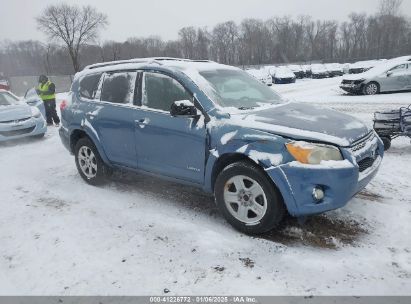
[59, 58, 384, 234]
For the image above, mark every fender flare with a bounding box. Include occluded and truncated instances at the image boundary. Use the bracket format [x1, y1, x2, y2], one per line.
[69, 120, 111, 166]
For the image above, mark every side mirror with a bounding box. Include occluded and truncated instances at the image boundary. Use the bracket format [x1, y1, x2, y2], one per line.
[170, 100, 198, 117]
[386, 71, 393, 77]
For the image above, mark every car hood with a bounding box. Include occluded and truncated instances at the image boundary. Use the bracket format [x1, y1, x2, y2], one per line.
[229, 102, 370, 147]
[0, 104, 32, 122]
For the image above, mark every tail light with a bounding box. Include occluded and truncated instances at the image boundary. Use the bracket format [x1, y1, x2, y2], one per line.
[60, 100, 67, 111]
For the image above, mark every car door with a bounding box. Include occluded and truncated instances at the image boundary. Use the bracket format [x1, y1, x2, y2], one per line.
[383, 64, 408, 91]
[404, 64, 411, 90]
[88, 70, 139, 168]
[133, 71, 207, 184]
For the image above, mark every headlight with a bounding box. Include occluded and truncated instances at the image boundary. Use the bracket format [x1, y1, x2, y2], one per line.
[353, 79, 365, 85]
[31, 106, 41, 118]
[285, 141, 343, 164]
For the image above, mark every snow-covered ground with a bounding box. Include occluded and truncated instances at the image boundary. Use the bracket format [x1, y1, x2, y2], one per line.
[1, 79, 411, 295]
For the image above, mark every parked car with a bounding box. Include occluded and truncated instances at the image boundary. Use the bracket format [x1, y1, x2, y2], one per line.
[287, 65, 305, 79]
[325, 63, 344, 77]
[273, 66, 296, 84]
[60, 58, 384, 234]
[340, 61, 411, 95]
[0, 78, 10, 91]
[302, 65, 312, 78]
[0, 90, 47, 141]
[245, 69, 273, 86]
[24, 88, 47, 118]
[348, 60, 379, 74]
[311, 64, 329, 79]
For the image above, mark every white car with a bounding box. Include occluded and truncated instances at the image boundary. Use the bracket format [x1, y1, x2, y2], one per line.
[310, 64, 329, 79]
[273, 66, 296, 84]
[287, 65, 305, 79]
[325, 63, 344, 77]
[245, 69, 273, 86]
[340, 61, 411, 95]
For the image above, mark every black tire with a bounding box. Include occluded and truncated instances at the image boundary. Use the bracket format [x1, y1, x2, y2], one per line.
[214, 161, 285, 234]
[363, 82, 380, 95]
[381, 136, 391, 151]
[74, 137, 111, 185]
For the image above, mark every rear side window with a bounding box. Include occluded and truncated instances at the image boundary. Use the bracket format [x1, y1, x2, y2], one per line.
[143, 72, 191, 111]
[101, 72, 137, 104]
[79, 73, 102, 99]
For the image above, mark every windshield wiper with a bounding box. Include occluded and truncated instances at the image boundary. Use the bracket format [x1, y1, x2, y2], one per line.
[237, 106, 254, 110]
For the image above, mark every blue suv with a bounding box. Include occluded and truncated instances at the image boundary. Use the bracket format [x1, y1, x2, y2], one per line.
[59, 58, 384, 234]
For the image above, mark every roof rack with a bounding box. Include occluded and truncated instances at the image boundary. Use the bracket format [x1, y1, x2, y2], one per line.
[84, 57, 214, 70]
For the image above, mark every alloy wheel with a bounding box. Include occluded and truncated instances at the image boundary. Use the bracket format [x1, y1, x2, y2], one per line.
[223, 175, 267, 224]
[78, 146, 98, 179]
[366, 83, 378, 95]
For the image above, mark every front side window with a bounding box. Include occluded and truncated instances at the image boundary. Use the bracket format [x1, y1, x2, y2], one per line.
[0, 92, 19, 106]
[143, 72, 192, 111]
[198, 69, 284, 109]
[101, 72, 137, 104]
[79, 73, 103, 99]
[389, 64, 407, 73]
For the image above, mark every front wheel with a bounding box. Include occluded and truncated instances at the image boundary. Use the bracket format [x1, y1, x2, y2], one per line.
[214, 161, 285, 234]
[74, 137, 111, 185]
[363, 82, 379, 95]
[380, 136, 391, 151]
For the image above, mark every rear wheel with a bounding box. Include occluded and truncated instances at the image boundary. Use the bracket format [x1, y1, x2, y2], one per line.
[380, 136, 391, 151]
[363, 82, 379, 95]
[74, 137, 110, 185]
[214, 161, 285, 234]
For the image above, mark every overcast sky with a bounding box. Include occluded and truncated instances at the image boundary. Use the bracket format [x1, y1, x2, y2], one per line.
[1, 0, 410, 42]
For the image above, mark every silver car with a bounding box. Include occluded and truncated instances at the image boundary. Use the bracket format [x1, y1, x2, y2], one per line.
[340, 61, 411, 95]
[0, 90, 47, 142]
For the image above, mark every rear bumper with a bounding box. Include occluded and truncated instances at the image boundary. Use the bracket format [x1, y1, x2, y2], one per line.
[274, 77, 296, 84]
[59, 125, 71, 153]
[266, 146, 383, 217]
[0, 117, 47, 142]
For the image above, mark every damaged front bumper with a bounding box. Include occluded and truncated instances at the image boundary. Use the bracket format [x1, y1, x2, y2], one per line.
[340, 83, 363, 94]
[265, 138, 384, 216]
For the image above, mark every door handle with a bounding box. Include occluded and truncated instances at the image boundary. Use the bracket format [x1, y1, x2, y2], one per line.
[135, 118, 150, 128]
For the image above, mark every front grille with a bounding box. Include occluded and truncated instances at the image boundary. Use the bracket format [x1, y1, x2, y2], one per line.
[0, 126, 35, 137]
[342, 80, 353, 84]
[358, 157, 376, 172]
[0, 117, 31, 124]
[350, 132, 375, 152]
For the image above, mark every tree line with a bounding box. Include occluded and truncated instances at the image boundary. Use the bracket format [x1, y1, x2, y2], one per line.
[0, 0, 410, 76]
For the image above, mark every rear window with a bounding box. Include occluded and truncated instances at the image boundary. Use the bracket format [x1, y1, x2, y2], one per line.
[0, 92, 19, 106]
[79, 73, 102, 99]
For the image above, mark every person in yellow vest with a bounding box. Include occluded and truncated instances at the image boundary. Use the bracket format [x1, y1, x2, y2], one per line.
[36, 75, 60, 126]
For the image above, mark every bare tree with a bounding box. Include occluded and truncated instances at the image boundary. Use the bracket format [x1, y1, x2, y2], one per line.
[36, 3, 108, 72]
[379, 0, 403, 16]
[178, 27, 198, 59]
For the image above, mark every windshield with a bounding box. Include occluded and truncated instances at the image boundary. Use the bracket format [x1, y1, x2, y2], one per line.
[0, 92, 19, 106]
[25, 87, 39, 99]
[199, 69, 284, 109]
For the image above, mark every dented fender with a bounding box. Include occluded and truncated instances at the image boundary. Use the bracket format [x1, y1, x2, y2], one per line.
[203, 127, 294, 192]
